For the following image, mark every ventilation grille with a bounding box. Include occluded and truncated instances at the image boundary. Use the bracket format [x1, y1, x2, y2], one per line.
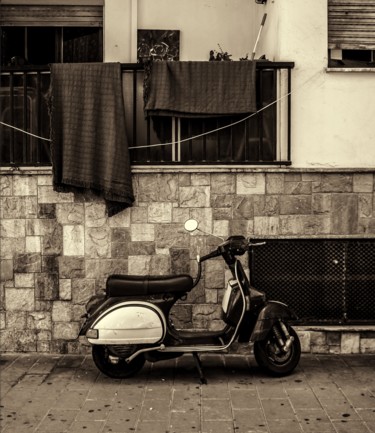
[249, 239, 375, 324]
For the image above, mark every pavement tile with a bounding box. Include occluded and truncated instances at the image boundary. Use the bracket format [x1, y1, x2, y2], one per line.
[332, 420, 371, 433]
[233, 409, 267, 433]
[68, 420, 105, 432]
[287, 388, 322, 409]
[296, 410, 336, 433]
[202, 398, 232, 421]
[267, 418, 303, 433]
[261, 398, 295, 420]
[137, 420, 170, 432]
[52, 389, 89, 409]
[36, 408, 78, 432]
[202, 420, 235, 433]
[201, 384, 230, 399]
[230, 389, 261, 409]
[366, 421, 375, 433]
[257, 384, 287, 399]
[139, 398, 170, 421]
[357, 409, 375, 421]
[169, 408, 200, 430]
[75, 399, 112, 421]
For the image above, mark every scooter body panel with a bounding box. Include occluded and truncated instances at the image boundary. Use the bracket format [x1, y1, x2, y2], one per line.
[86, 300, 167, 345]
[250, 301, 297, 342]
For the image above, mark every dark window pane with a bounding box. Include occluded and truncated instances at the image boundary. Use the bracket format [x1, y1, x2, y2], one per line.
[63, 27, 103, 63]
[27, 27, 57, 64]
[1, 27, 26, 66]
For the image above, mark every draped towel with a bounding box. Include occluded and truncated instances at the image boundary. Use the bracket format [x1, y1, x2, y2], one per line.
[144, 61, 257, 117]
[49, 63, 134, 216]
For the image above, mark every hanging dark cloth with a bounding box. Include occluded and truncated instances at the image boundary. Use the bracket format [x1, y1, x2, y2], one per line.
[49, 63, 134, 216]
[144, 61, 257, 118]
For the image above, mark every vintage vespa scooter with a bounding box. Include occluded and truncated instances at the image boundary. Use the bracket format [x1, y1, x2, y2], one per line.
[79, 219, 301, 381]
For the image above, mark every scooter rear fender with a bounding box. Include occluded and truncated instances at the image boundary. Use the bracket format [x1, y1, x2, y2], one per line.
[250, 301, 298, 342]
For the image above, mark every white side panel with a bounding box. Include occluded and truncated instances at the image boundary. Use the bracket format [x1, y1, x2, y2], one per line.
[88, 302, 166, 345]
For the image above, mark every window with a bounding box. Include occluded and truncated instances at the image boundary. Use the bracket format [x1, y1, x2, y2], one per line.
[126, 65, 292, 165]
[328, 0, 375, 68]
[0, 2, 103, 166]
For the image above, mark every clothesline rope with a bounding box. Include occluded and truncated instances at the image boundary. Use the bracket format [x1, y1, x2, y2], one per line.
[0, 70, 321, 149]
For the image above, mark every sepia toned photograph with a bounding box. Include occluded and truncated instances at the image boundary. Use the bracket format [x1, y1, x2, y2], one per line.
[0, 1, 374, 432]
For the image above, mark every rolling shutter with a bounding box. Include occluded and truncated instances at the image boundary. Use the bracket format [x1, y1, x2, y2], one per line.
[0, 4, 103, 27]
[328, 0, 375, 50]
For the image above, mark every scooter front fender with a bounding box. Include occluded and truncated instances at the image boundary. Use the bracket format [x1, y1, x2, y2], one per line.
[250, 301, 297, 342]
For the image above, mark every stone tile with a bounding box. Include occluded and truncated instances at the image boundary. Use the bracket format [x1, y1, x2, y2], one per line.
[267, 419, 302, 433]
[279, 195, 312, 215]
[63, 225, 84, 256]
[296, 408, 335, 432]
[202, 420, 235, 433]
[331, 194, 358, 234]
[353, 174, 374, 193]
[139, 399, 170, 421]
[230, 389, 260, 409]
[261, 398, 295, 419]
[237, 173, 266, 195]
[180, 185, 210, 207]
[75, 400, 112, 421]
[148, 202, 173, 223]
[341, 333, 360, 354]
[287, 388, 321, 409]
[211, 173, 236, 194]
[170, 408, 200, 430]
[69, 421, 105, 433]
[332, 420, 369, 433]
[202, 398, 232, 421]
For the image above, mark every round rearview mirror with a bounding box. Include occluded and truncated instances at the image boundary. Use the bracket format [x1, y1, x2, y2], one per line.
[184, 219, 199, 232]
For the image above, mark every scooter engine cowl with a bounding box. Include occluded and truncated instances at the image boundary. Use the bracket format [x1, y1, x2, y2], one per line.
[87, 301, 167, 345]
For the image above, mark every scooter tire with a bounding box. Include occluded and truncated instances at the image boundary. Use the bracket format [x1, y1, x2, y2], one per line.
[92, 345, 146, 379]
[254, 325, 301, 377]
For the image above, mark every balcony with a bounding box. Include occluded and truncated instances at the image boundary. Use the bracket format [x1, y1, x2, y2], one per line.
[0, 62, 294, 167]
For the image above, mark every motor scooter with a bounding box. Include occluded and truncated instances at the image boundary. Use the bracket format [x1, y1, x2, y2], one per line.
[79, 219, 301, 382]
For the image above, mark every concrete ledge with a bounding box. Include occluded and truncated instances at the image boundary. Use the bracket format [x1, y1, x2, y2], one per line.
[294, 326, 375, 354]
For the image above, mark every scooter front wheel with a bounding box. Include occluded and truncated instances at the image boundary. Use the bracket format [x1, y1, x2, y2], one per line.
[92, 345, 145, 379]
[254, 325, 301, 376]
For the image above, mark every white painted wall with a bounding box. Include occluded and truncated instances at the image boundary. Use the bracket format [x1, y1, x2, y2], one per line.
[104, 0, 375, 168]
[257, 0, 375, 168]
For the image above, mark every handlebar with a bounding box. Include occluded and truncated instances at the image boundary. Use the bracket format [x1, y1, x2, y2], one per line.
[199, 238, 266, 263]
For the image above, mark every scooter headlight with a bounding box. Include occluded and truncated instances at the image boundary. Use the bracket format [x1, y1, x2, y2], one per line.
[86, 328, 99, 339]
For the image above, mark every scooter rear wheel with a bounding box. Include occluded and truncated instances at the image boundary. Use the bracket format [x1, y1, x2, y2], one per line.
[254, 325, 301, 376]
[92, 345, 145, 379]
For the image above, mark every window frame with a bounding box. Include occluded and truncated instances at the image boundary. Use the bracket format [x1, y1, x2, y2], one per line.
[328, 0, 375, 69]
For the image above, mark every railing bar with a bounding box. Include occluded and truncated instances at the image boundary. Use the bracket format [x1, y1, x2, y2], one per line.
[244, 117, 248, 161]
[202, 121, 206, 162]
[188, 120, 193, 161]
[23, 73, 28, 164]
[9, 73, 15, 164]
[216, 119, 220, 162]
[287, 67, 292, 162]
[132, 70, 137, 149]
[146, 116, 151, 162]
[230, 118, 234, 161]
[258, 71, 263, 161]
[36, 72, 41, 164]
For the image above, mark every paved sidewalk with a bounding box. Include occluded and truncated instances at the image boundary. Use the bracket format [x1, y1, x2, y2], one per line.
[0, 353, 374, 433]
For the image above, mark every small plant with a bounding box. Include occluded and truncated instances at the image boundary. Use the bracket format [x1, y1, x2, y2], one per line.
[209, 44, 249, 61]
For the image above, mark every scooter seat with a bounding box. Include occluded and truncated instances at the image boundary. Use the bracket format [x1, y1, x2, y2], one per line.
[106, 274, 194, 297]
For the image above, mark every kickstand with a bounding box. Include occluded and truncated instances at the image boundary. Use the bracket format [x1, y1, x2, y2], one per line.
[193, 353, 207, 385]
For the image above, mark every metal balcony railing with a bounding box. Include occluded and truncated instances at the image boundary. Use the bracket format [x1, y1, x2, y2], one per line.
[0, 62, 294, 167]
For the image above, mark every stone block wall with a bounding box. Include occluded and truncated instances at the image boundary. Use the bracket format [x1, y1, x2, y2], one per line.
[0, 170, 375, 353]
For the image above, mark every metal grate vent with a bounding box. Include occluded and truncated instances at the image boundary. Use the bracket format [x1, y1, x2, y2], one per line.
[249, 239, 375, 324]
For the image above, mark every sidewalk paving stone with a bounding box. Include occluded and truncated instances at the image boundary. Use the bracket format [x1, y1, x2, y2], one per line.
[1, 353, 375, 432]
